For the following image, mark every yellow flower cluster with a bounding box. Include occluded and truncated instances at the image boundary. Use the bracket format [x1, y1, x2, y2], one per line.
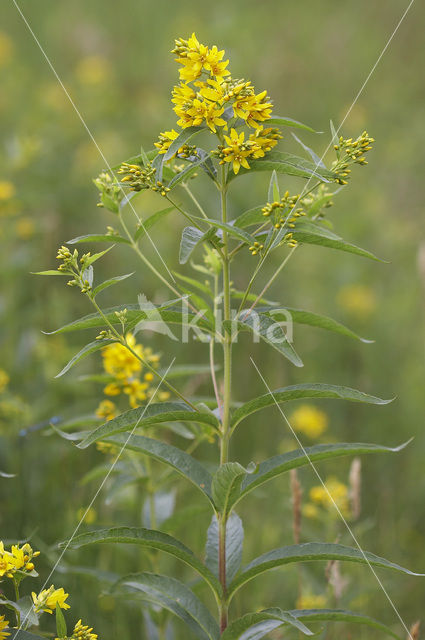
[0, 541, 39, 578]
[0, 369, 9, 394]
[290, 404, 328, 438]
[337, 283, 377, 318]
[32, 585, 70, 614]
[0, 615, 9, 640]
[56, 618, 98, 640]
[307, 476, 350, 519]
[96, 334, 168, 421]
[151, 33, 281, 173]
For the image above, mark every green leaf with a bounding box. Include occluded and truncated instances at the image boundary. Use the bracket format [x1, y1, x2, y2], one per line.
[67, 234, 130, 245]
[267, 115, 316, 133]
[92, 273, 134, 297]
[260, 307, 372, 343]
[55, 339, 115, 378]
[163, 126, 205, 161]
[169, 150, 215, 188]
[88, 432, 214, 503]
[224, 313, 303, 368]
[205, 513, 244, 585]
[2, 596, 39, 628]
[78, 402, 220, 448]
[212, 462, 249, 516]
[44, 299, 213, 335]
[221, 608, 313, 639]
[180, 227, 210, 264]
[290, 609, 400, 639]
[63, 527, 221, 596]
[268, 170, 280, 203]
[234, 441, 409, 509]
[292, 132, 326, 168]
[173, 272, 213, 296]
[81, 246, 114, 269]
[231, 383, 391, 430]
[233, 206, 264, 229]
[228, 151, 336, 183]
[55, 602, 67, 638]
[134, 206, 175, 241]
[289, 220, 384, 261]
[32, 270, 68, 276]
[195, 217, 255, 245]
[113, 572, 219, 640]
[229, 542, 423, 598]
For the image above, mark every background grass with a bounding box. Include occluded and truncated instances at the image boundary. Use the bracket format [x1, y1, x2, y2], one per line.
[1, 1, 424, 637]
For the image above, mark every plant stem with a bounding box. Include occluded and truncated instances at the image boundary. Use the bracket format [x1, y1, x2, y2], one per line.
[13, 580, 21, 626]
[218, 163, 231, 632]
[182, 183, 209, 220]
[210, 273, 222, 418]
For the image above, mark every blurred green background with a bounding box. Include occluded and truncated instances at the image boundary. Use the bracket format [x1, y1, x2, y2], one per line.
[1, 0, 424, 637]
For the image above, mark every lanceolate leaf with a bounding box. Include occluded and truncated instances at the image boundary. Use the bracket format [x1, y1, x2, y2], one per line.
[44, 299, 213, 334]
[67, 234, 130, 245]
[113, 573, 219, 640]
[163, 126, 205, 161]
[224, 314, 303, 368]
[229, 542, 423, 598]
[267, 115, 316, 133]
[78, 402, 220, 449]
[228, 151, 336, 183]
[233, 206, 264, 229]
[55, 339, 116, 378]
[134, 206, 175, 241]
[180, 227, 217, 265]
[8, 632, 46, 640]
[260, 307, 372, 343]
[220, 608, 313, 639]
[63, 527, 221, 596]
[197, 218, 256, 246]
[212, 463, 248, 516]
[92, 273, 134, 297]
[94, 432, 214, 503]
[205, 513, 244, 585]
[169, 150, 215, 188]
[288, 220, 384, 261]
[232, 441, 409, 509]
[290, 609, 400, 639]
[231, 383, 391, 430]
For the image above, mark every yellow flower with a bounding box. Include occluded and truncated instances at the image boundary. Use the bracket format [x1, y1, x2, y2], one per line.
[220, 129, 252, 174]
[32, 586, 70, 614]
[309, 476, 350, 518]
[154, 129, 179, 154]
[0, 542, 14, 577]
[0, 32, 13, 67]
[0, 369, 9, 393]
[96, 441, 120, 456]
[101, 333, 143, 380]
[16, 217, 36, 239]
[173, 33, 230, 83]
[123, 379, 149, 408]
[0, 181, 15, 201]
[0, 615, 10, 640]
[95, 399, 117, 421]
[75, 55, 110, 85]
[303, 503, 319, 519]
[69, 619, 98, 640]
[249, 127, 281, 158]
[290, 405, 328, 438]
[296, 593, 327, 609]
[337, 284, 377, 318]
[77, 507, 97, 525]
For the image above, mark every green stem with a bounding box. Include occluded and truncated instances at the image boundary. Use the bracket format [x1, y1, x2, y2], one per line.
[210, 273, 222, 417]
[182, 184, 209, 220]
[218, 163, 231, 632]
[165, 195, 205, 230]
[13, 580, 20, 626]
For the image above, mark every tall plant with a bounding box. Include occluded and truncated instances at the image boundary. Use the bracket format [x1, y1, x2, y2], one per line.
[35, 33, 421, 640]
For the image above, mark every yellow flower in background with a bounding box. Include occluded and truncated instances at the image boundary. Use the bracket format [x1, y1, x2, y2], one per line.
[95, 399, 117, 421]
[32, 586, 70, 614]
[77, 507, 97, 525]
[337, 283, 377, 318]
[0, 32, 13, 67]
[290, 404, 328, 438]
[75, 55, 110, 85]
[0, 615, 10, 640]
[123, 378, 150, 408]
[309, 476, 350, 518]
[0, 182, 16, 201]
[0, 370, 9, 393]
[101, 333, 143, 380]
[296, 593, 327, 609]
[16, 217, 36, 239]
